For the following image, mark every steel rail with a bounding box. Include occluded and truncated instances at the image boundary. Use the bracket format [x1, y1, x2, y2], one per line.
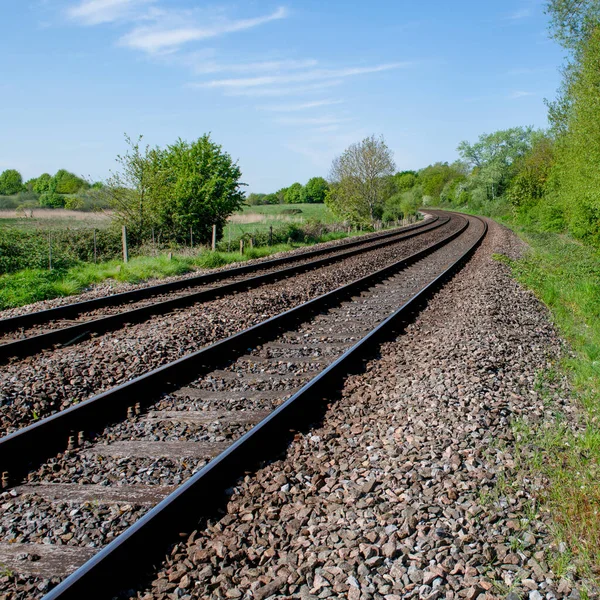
[0, 216, 447, 361]
[0, 215, 467, 483]
[0, 215, 437, 336]
[40, 214, 487, 600]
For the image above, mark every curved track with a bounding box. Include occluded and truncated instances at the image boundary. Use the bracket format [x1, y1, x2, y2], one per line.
[0, 212, 486, 600]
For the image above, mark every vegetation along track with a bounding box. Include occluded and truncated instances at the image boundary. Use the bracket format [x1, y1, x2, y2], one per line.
[0, 213, 486, 600]
[0, 214, 464, 437]
[0, 215, 442, 359]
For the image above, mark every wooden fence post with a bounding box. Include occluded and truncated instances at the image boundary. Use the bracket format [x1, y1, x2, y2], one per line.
[122, 226, 129, 263]
[240, 239, 244, 254]
[269, 225, 273, 246]
[48, 232, 52, 271]
[190, 226, 194, 249]
[93, 229, 97, 263]
[212, 225, 217, 251]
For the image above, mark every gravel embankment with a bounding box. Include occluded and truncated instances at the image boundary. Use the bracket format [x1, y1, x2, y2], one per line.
[124, 218, 584, 599]
[0, 216, 459, 436]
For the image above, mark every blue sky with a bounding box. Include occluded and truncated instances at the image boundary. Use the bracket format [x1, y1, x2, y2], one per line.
[1, 0, 564, 192]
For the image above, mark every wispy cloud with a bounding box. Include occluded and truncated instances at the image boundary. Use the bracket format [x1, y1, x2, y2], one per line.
[67, 0, 155, 26]
[120, 6, 288, 54]
[509, 90, 535, 99]
[199, 63, 412, 89]
[259, 99, 343, 112]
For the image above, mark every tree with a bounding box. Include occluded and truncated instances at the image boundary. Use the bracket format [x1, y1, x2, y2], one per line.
[284, 182, 305, 204]
[54, 169, 88, 194]
[33, 173, 53, 194]
[507, 132, 555, 209]
[150, 135, 246, 244]
[393, 171, 417, 192]
[553, 24, 600, 242]
[457, 127, 535, 200]
[0, 169, 24, 195]
[304, 177, 329, 203]
[105, 135, 165, 241]
[327, 135, 396, 223]
[418, 162, 465, 202]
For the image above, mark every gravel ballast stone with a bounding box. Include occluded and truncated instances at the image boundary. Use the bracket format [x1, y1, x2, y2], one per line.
[123, 218, 583, 599]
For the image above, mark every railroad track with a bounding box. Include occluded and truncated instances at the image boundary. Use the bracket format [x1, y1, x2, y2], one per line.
[0, 216, 443, 361]
[0, 213, 463, 439]
[0, 212, 486, 600]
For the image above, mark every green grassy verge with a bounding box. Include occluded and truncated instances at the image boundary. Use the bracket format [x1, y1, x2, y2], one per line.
[0, 244, 295, 310]
[497, 226, 600, 581]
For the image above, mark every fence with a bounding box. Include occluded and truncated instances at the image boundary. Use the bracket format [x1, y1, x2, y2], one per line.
[0, 214, 419, 276]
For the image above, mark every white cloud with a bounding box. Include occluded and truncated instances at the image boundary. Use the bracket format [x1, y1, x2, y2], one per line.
[67, 0, 154, 25]
[260, 99, 343, 112]
[509, 90, 535, 99]
[120, 6, 288, 54]
[200, 63, 412, 89]
[508, 8, 532, 20]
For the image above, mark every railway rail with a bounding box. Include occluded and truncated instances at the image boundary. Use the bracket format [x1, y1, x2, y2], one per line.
[0, 212, 486, 600]
[0, 216, 443, 361]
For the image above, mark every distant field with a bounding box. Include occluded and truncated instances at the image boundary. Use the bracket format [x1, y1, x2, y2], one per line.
[224, 203, 340, 239]
[0, 209, 112, 230]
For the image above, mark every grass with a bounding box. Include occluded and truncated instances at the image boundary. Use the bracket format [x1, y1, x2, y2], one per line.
[491, 222, 600, 583]
[223, 203, 342, 239]
[0, 243, 296, 310]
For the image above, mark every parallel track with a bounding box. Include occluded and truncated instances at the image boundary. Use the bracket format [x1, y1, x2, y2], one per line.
[0, 212, 486, 600]
[0, 216, 445, 361]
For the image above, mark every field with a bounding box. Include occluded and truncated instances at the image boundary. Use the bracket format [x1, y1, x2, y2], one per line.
[223, 203, 342, 240]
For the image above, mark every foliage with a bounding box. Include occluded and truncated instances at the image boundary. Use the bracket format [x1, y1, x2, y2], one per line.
[53, 169, 88, 194]
[381, 188, 421, 222]
[153, 135, 246, 245]
[393, 171, 418, 192]
[104, 135, 164, 242]
[0, 169, 25, 195]
[553, 25, 600, 244]
[304, 177, 329, 203]
[326, 134, 396, 224]
[418, 162, 466, 203]
[284, 182, 305, 204]
[33, 173, 53, 194]
[458, 127, 535, 200]
[507, 132, 556, 210]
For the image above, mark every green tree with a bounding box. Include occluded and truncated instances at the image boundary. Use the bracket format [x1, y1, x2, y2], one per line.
[457, 127, 534, 200]
[393, 171, 417, 192]
[33, 173, 53, 194]
[507, 132, 555, 209]
[284, 182, 305, 204]
[304, 177, 329, 203]
[151, 135, 246, 244]
[553, 24, 600, 242]
[54, 169, 87, 194]
[0, 169, 25, 195]
[327, 134, 396, 223]
[105, 135, 165, 241]
[418, 162, 465, 202]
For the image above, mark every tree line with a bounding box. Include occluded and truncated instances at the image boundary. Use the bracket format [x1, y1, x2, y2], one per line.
[246, 176, 330, 205]
[0, 168, 104, 211]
